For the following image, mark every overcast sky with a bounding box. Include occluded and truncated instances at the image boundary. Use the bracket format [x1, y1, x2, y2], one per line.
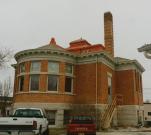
[0, 0, 151, 100]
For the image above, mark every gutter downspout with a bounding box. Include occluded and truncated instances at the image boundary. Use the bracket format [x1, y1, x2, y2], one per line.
[96, 55, 98, 127]
[96, 55, 98, 105]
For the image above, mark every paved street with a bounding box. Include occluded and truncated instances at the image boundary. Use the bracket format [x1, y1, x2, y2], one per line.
[49, 131, 151, 135]
[49, 127, 151, 135]
[97, 132, 151, 135]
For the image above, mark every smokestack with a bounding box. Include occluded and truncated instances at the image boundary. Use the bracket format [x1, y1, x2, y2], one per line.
[104, 12, 114, 57]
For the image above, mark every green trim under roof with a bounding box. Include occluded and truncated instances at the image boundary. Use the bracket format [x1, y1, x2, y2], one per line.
[115, 57, 145, 72]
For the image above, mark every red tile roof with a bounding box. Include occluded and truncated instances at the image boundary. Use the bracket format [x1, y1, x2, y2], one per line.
[66, 38, 105, 53]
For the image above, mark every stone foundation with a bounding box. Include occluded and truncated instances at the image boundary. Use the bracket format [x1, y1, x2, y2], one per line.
[13, 103, 144, 128]
[117, 105, 144, 126]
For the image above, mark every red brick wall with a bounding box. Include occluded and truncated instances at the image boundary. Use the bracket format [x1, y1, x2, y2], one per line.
[24, 61, 31, 92]
[98, 63, 116, 104]
[59, 62, 65, 93]
[115, 70, 143, 105]
[13, 59, 143, 106]
[116, 70, 134, 105]
[75, 62, 115, 104]
[14, 93, 75, 103]
[41, 60, 48, 72]
[134, 71, 143, 105]
[24, 75, 30, 92]
[75, 63, 96, 104]
[39, 74, 47, 92]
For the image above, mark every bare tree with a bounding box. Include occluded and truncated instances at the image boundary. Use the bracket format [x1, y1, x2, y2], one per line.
[3, 76, 13, 97]
[0, 48, 13, 68]
[0, 81, 2, 96]
[0, 76, 13, 116]
[0, 48, 13, 116]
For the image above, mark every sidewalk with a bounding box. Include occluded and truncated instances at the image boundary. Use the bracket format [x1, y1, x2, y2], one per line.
[96, 127, 151, 135]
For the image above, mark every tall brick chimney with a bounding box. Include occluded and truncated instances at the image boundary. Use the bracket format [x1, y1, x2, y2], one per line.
[104, 12, 114, 57]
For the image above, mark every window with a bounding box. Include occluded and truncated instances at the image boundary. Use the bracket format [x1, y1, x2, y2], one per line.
[30, 75, 39, 91]
[30, 61, 41, 72]
[148, 112, 151, 116]
[48, 62, 59, 73]
[65, 77, 72, 92]
[45, 110, 56, 125]
[48, 75, 58, 91]
[107, 74, 112, 104]
[14, 109, 42, 118]
[139, 74, 142, 93]
[20, 63, 25, 73]
[19, 76, 24, 91]
[108, 76, 112, 95]
[66, 64, 73, 74]
[64, 110, 71, 125]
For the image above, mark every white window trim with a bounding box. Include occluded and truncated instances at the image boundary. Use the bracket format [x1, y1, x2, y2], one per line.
[107, 72, 112, 77]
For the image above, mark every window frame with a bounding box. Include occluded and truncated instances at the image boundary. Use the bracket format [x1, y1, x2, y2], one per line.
[29, 74, 40, 91]
[47, 75, 59, 92]
[45, 110, 56, 125]
[48, 61, 59, 73]
[65, 64, 73, 75]
[20, 63, 25, 73]
[19, 75, 24, 92]
[148, 112, 151, 116]
[30, 61, 41, 72]
[65, 76, 73, 93]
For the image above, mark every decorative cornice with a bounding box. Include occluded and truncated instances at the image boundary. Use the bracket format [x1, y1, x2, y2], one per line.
[138, 44, 151, 52]
[15, 49, 77, 61]
[76, 51, 115, 69]
[11, 64, 17, 69]
[14, 48, 144, 72]
[115, 57, 145, 72]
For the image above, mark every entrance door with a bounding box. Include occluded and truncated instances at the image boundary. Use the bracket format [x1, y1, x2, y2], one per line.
[108, 75, 112, 104]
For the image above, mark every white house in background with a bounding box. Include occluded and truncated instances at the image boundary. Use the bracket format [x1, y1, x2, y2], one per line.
[144, 103, 151, 126]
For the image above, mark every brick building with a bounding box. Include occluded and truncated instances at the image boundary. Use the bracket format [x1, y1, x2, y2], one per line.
[12, 12, 145, 128]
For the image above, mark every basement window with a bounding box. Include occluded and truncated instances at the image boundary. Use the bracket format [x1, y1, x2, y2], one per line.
[45, 110, 56, 125]
[148, 112, 151, 116]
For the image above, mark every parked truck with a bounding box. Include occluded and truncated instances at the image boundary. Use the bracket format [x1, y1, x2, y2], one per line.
[0, 108, 49, 135]
[67, 115, 96, 135]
